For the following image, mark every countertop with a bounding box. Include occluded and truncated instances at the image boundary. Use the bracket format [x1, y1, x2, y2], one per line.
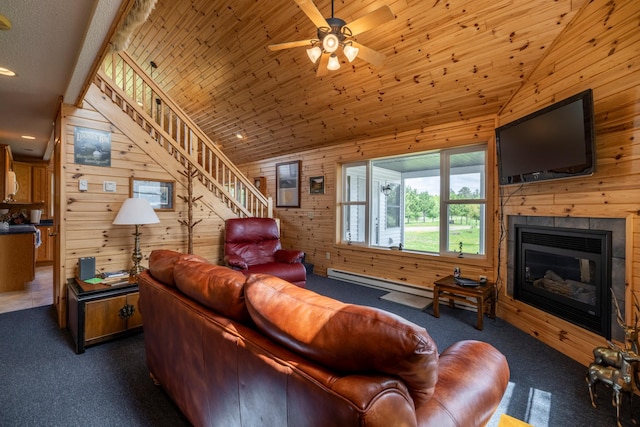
[0, 224, 37, 235]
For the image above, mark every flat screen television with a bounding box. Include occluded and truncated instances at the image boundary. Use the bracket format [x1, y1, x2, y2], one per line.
[496, 89, 596, 185]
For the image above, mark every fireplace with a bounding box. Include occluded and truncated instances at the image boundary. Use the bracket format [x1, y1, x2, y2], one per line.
[514, 224, 612, 339]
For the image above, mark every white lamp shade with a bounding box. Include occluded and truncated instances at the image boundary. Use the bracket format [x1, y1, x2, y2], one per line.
[322, 34, 339, 53]
[327, 54, 340, 71]
[113, 198, 160, 225]
[306, 46, 322, 63]
[343, 44, 359, 62]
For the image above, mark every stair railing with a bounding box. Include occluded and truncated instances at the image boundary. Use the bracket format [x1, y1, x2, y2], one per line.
[95, 51, 272, 218]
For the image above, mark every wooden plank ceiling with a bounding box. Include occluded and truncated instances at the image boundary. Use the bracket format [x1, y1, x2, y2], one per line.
[125, 0, 588, 165]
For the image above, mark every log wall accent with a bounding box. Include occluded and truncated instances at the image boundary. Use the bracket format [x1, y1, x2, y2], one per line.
[61, 99, 227, 285]
[239, 116, 499, 290]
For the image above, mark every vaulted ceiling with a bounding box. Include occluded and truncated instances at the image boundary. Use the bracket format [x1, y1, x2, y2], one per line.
[125, 0, 588, 165]
[1, 0, 589, 164]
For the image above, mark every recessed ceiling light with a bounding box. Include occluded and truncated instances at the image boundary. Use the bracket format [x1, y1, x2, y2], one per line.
[21, 135, 36, 140]
[236, 133, 244, 139]
[0, 67, 16, 77]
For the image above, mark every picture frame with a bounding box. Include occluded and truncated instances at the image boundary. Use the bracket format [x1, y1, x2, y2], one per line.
[275, 161, 301, 208]
[130, 178, 175, 211]
[73, 127, 111, 167]
[309, 176, 324, 194]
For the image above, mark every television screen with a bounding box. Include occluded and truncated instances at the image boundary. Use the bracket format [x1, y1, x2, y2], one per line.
[496, 89, 595, 185]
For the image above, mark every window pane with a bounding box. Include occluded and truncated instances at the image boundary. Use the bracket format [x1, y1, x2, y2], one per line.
[449, 151, 485, 200]
[447, 204, 485, 255]
[343, 204, 365, 243]
[344, 165, 366, 202]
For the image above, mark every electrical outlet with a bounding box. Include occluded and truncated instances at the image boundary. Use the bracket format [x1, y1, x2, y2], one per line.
[103, 181, 116, 192]
[325, 252, 331, 260]
[78, 179, 88, 192]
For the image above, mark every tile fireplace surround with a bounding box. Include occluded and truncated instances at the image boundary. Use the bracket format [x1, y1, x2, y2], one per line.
[506, 215, 626, 342]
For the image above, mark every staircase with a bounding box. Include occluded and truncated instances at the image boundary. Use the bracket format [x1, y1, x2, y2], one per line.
[93, 51, 272, 219]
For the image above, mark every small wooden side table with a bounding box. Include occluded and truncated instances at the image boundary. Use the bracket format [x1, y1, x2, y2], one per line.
[432, 275, 496, 330]
[67, 277, 142, 353]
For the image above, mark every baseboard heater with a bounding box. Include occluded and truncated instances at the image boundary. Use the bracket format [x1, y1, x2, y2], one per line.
[327, 268, 477, 312]
[326, 268, 433, 299]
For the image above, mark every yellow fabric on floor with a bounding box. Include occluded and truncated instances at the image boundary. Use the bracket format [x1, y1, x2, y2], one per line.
[498, 414, 533, 427]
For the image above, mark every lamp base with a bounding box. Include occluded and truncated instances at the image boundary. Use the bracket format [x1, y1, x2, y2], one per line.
[129, 264, 146, 277]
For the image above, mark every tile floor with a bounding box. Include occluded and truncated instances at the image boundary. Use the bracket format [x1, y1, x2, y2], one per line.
[0, 266, 53, 314]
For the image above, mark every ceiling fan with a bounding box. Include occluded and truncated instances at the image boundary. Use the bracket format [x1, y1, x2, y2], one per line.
[268, 0, 395, 77]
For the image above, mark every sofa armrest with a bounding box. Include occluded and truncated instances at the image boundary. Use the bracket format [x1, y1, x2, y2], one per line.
[415, 340, 509, 427]
[274, 249, 304, 264]
[224, 255, 248, 270]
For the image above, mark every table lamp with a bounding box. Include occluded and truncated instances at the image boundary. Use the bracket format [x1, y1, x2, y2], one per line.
[112, 198, 160, 276]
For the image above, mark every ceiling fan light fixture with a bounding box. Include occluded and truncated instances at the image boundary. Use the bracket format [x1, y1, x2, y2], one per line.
[306, 46, 322, 63]
[343, 44, 359, 62]
[327, 54, 340, 71]
[322, 33, 339, 53]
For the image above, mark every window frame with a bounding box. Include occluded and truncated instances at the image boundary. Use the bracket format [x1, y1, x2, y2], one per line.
[339, 144, 488, 258]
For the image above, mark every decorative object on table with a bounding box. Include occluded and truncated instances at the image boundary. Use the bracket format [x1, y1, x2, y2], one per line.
[112, 197, 160, 276]
[309, 176, 324, 194]
[276, 160, 301, 208]
[177, 163, 203, 254]
[73, 127, 111, 167]
[77, 256, 96, 281]
[130, 177, 175, 211]
[586, 290, 640, 427]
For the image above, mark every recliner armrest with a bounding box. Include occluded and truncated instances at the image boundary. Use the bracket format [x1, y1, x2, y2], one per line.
[274, 249, 304, 264]
[224, 255, 248, 270]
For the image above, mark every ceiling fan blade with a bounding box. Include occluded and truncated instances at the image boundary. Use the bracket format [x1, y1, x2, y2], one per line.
[347, 5, 395, 36]
[316, 53, 329, 77]
[351, 42, 386, 67]
[295, 0, 329, 29]
[268, 39, 314, 51]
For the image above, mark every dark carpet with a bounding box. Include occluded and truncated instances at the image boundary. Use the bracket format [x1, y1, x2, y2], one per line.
[0, 274, 632, 426]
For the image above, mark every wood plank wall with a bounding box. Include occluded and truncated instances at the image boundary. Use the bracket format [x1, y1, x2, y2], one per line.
[239, 115, 499, 291]
[495, 0, 640, 366]
[61, 100, 227, 285]
[239, 0, 640, 366]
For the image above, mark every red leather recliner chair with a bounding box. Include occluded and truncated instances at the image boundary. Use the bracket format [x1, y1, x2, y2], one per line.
[224, 217, 306, 287]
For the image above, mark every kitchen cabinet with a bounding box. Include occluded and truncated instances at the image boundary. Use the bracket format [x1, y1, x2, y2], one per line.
[0, 226, 36, 292]
[13, 162, 32, 203]
[31, 165, 47, 203]
[36, 225, 53, 263]
[0, 144, 13, 202]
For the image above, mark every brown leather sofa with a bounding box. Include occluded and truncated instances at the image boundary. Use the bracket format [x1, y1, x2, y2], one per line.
[139, 250, 510, 427]
[224, 217, 307, 287]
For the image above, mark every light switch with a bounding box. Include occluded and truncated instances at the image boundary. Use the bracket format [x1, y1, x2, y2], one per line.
[103, 181, 116, 192]
[79, 179, 88, 192]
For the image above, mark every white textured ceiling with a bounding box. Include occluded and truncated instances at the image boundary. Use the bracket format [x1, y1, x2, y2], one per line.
[0, 0, 121, 160]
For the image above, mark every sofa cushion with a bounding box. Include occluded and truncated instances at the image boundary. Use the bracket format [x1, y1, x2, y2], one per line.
[148, 249, 208, 287]
[174, 260, 251, 324]
[244, 274, 439, 408]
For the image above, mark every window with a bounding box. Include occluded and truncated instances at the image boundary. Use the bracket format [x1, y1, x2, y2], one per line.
[340, 145, 487, 256]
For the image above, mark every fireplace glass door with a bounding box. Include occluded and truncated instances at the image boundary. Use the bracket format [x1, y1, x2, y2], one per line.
[515, 225, 611, 338]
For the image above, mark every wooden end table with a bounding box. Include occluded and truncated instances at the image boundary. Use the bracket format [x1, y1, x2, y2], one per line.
[432, 275, 496, 330]
[67, 277, 142, 353]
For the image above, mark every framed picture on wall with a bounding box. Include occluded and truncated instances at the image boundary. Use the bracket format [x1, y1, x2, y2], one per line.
[130, 178, 175, 211]
[73, 127, 111, 167]
[276, 161, 300, 208]
[309, 176, 324, 194]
